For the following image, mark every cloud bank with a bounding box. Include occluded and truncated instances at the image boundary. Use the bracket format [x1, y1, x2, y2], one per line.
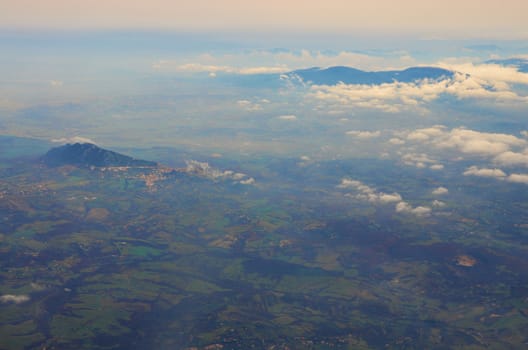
[308, 63, 528, 113]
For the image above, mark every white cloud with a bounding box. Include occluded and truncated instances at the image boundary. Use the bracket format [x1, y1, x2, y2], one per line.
[338, 178, 372, 191]
[232, 173, 246, 180]
[239, 66, 290, 75]
[493, 151, 528, 167]
[237, 99, 263, 112]
[50, 80, 63, 87]
[278, 115, 297, 120]
[507, 173, 528, 184]
[438, 62, 528, 86]
[432, 187, 448, 195]
[155, 62, 290, 75]
[389, 138, 405, 145]
[240, 177, 256, 185]
[376, 193, 403, 203]
[432, 200, 446, 207]
[346, 130, 381, 138]
[433, 128, 525, 157]
[51, 136, 96, 144]
[183, 160, 255, 184]
[401, 153, 438, 168]
[272, 50, 389, 71]
[401, 127, 528, 168]
[308, 81, 426, 113]
[338, 178, 402, 204]
[463, 166, 507, 178]
[407, 125, 447, 141]
[0, 294, 30, 304]
[388, 125, 528, 185]
[395, 201, 432, 216]
[338, 178, 434, 216]
[463, 167, 528, 185]
[352, 192, 403, 204]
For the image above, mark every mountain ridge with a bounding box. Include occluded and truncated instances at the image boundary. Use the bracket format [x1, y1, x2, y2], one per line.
[218, 65, 456, 88]
[286, 66, 454, 85]
[42, 143, 157, 168]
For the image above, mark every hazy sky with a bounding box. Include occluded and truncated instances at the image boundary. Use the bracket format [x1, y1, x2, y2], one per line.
[2, 0, 528, 38]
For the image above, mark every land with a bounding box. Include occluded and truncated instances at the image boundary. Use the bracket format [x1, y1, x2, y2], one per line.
[1, 137, 528, 349]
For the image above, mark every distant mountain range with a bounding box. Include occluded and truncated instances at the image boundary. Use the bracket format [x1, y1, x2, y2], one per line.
[286, 66, 454, 85]
[43, 143, 157, 167]
[219, 66, 456, 88]
[212, 59, 528, 89]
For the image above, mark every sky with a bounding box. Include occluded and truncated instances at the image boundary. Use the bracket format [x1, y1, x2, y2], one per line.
[1, 0, 528, 154]
[1, 0, 528, 38]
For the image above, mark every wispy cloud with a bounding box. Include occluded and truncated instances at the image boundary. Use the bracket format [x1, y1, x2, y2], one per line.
[389, 138, 405, 145]
[51, 136, 96, 144]
[432, 200, 446, 207]
[401, 153, 440, 169]
[346, 130, 381, 139]
[277, 114, 297, 120]
[0, 294, 30, 304]
[239, 177, 256, 185]
[237, 99, 265, 112]
[151, 49, 401, 76]
[430, 164, 444, 170]
[156, 62, 290, 75]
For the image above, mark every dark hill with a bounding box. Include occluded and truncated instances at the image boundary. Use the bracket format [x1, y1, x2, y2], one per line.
[43, 143, 157, 167]
[289, 66, 454, 85]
